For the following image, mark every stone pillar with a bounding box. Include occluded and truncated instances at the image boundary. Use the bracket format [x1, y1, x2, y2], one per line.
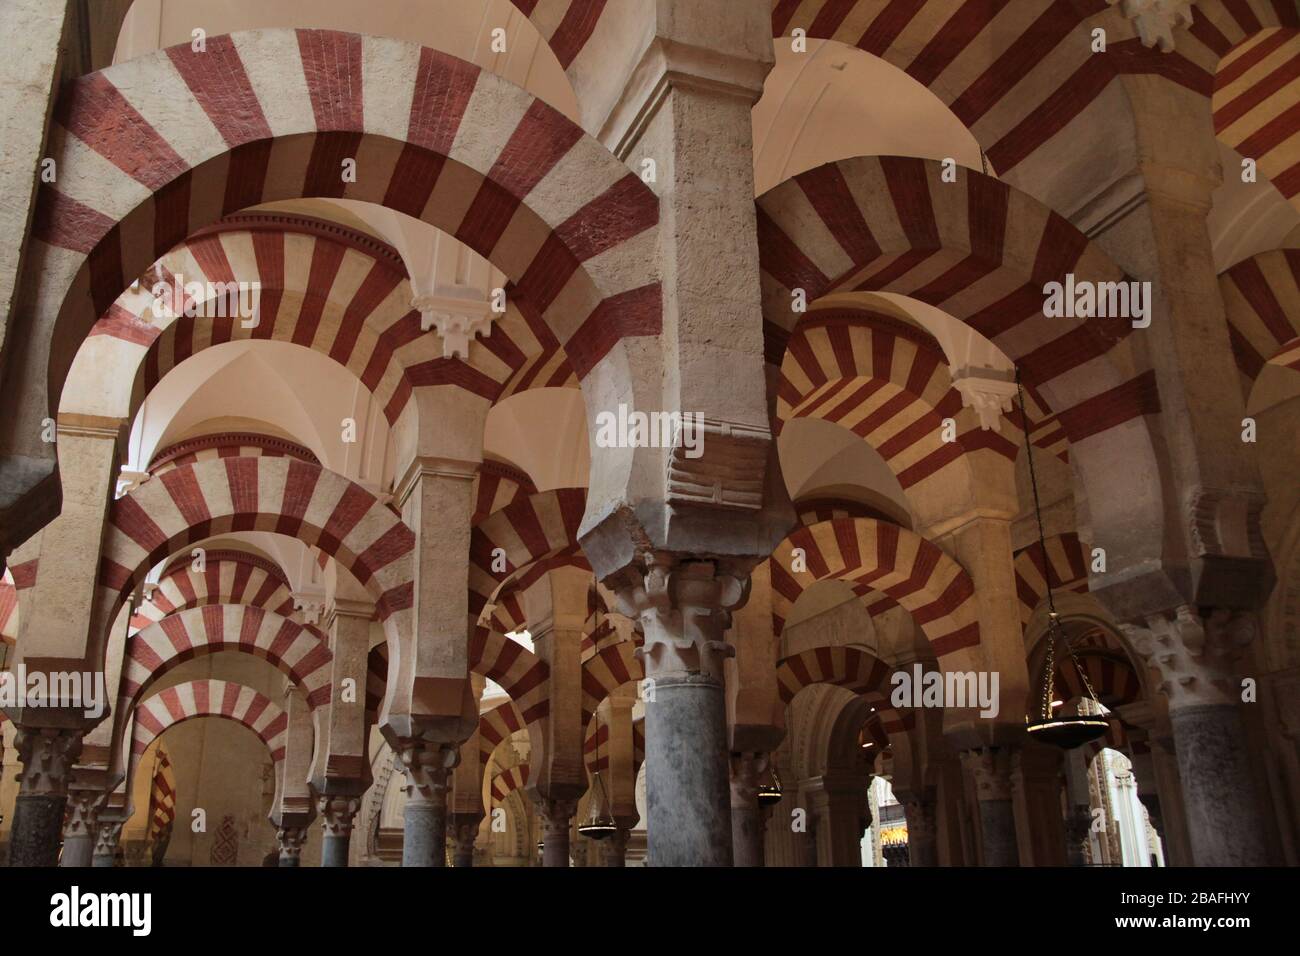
[601, 823, 633, 867]
[1124, 608, 1271, 864]
[730, 751, 769, 867]
[276, 826, 307, 867]
[804, 772, 869, 867]
[9, 727, 82, 867]
[59, 787, 99, 867]
[538, 798, 576, 868]
[398, 741, 456, 867]
[1062, 746, 1094, 866]
[961, 748, 1019, 866]
[450, 818, 479, 867]
[318, 795, 359, 867]
[1010, 743, 1067, 866]
[900, 792, 938, 867]
[92, 817, 123, 868]
[613, 556, 749, 867]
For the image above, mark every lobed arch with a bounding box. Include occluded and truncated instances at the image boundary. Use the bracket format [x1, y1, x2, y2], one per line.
[1219, 248, 1300, 400]
[758, 156, 1164, 584]
[4, 28, 661, 547]
[769, 517, 984, 673]
[92, 456, 414, 684]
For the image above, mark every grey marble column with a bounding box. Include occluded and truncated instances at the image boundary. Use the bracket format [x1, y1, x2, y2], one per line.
[318, 795, 360, 867]
[398, 741, 456, 867]
[450, 818, 479, 867]
[730, 752, 769, 867]
[276, 826, 307, 867]
[615, 557, 747, 867]
[961, 747, 1019, 866]
[901, 794, 938, 866]
[10, 728, 82, 867]
[540, 799, 575, 867]
[58, 787, 99, 867]
[1170, 703, 1269, 865]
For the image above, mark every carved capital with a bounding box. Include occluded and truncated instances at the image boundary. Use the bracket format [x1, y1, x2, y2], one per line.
[94, 819, 124, 858]
[317, 795, 361, 838]
[15, 727, 82, 796]
[413, 291, 496, 360]
[729, 751, 770, 804]
[64, 788, 101, 837]
[539, 798, 578, 839]
[612, 553, 748, 680]
[951, 367, 1017, 431]
[276, 825, 308, 860]
[397, 740, 458, 805]
[1122, 605, 1255, 709]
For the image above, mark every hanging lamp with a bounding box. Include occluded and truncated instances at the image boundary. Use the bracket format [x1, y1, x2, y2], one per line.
[1015, 368, 1110, 749]
[577, 714, 618, 840]
[756, 764, 783, 807]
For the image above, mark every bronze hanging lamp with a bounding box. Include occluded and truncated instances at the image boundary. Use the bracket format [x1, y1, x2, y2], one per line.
[577, 714, 618, 840]
[756, 764, 783, 807]
[1015, 369, 1110, 749]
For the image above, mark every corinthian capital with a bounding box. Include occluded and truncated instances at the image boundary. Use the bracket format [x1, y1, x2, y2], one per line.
[15, 728, 83, 795]
[1121, 605, 1256, 709]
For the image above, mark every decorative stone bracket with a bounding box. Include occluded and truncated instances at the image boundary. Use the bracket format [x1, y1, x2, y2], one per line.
[413, 290, 496, 360]
[951, 367, 1017, 432]
[1107, 0, 1196, 53]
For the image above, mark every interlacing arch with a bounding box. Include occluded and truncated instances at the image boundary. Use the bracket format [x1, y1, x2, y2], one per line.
[1013, 532, 1092, 628]
[11, 27, 661, 516]
[119, 604, 333, 714]
[93, 456, 415, 670]
[1219, 249, 1300, 397]
[468, 629, 549, 723]
[490, 764, 531, 805]
[478, 699, 530, 767]
[131, 680, 288, 766]
[130, 549, 299, 632]
[770, 517, 983, 672]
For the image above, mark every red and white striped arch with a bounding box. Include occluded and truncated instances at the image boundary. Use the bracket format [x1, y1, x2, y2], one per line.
[131, 680, 287, 764]
[120, 604, 333, 713]
[1219, 249, 1300, 397]
[776, 645, 915, 742]
[1013, 533, 1092, 628]
[579, 640, 643, 725]
[583, 718, 646, 776]
[473, 461, 538, 527]
[1046, 649, 1145, 711]
[26, 28, 660, 468]
[770, 517, 983, 672]
[130, 550, 297, 632]
[146, 433, 319, 477]
[478, 698, 530, 767]
[469, 629, 549, 722]
[490, 763, 531, 805]
[757, 158, 1155, 441]
[94, 456, 414, 667]
[769, 1, 1195, 175]
[78, 224, 579, 424]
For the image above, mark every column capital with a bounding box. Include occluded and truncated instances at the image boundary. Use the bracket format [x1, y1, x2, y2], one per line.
[15, 727, 82, 795]
[960, 747, 1015, 802]
[317, 794, 361, 838]
[1120, 605, 1256, 709]
[276, 825, 308, 860]
[397, 740, 458, 804]
[610, 553, 749, 681]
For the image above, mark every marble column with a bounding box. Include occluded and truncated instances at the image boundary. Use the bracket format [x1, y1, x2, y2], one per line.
[92, 817, 123, 868]
[804, 773, 869, 866]
[58, 787, 99, 867]
[961, 747, 1019, 866]
[730, 752, 769, 867]
[614, 556, 748, 867]
[1125, 608, 1270, 865]
[901, 792, 938, 866]
[318, 795, 359, 867]
[9, 727, 82, 867]
[276, 826, 307, 867]
[398, 741, 457, 867]
[539, 798, 576, 868]
[601, 825, 632, 867]
[450, 817, 479, 867]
